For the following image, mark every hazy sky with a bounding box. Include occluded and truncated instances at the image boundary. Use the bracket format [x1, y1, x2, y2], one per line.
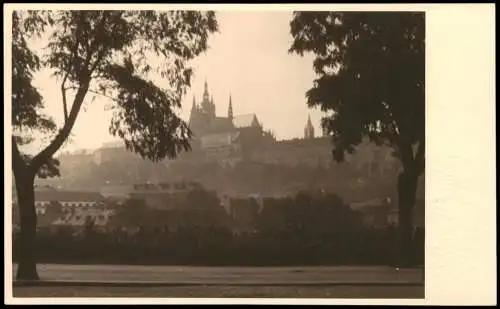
[28, 11, 323, 154]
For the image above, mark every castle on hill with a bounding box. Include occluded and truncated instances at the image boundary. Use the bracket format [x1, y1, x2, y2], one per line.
[187, 80, 277, 158]
[88, 80, 396, 172]
[188, 80, 317, 145]
[43, 80, 401, 199]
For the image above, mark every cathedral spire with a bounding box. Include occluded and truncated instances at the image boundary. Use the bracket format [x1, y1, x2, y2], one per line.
[304, 114, 315, 139]
[228, 93, 233, 119]
[203, 79, 209, 100]
[191, 95, 197, 112]
[210, 95, 216, 116]
[307, 114, 313, 127]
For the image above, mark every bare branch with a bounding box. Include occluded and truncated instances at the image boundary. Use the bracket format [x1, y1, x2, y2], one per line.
[88, 48, 107, 76]
[87, 89, 119, 103]
[61, 77, 69, 122]
[61, 32, 81, 123]
[64, 86, 120, 103]
[31, 85, 88, 171]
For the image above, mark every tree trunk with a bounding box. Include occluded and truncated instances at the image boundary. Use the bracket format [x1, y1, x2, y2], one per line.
[14, 171, 39, 281]
[397, 169, 419, 267]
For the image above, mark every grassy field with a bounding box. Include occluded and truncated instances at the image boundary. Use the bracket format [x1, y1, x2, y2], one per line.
[13, 285, 424, 299]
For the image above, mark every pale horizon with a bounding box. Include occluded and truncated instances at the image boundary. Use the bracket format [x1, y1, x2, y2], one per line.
[24, 11, 324, 155]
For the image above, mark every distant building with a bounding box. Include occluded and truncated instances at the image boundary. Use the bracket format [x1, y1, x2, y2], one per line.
[53, 207, 115, 228]
[34, 190, 105, 214]
[188, 80, 271, 158]
[127, 182, 201, 210]
[100, 183, 133, 201]
[44, 80, 406, 200]
[92, 141, 136, 165]
[304, 115, 315, 139]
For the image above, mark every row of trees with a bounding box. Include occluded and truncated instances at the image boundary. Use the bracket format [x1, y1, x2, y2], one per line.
[109, 191, 365, 232]
[12, 10, 424, 279]
[13, 192, 425, 266]
[29, 189, 367, 233]
[13, 225, 424, 266]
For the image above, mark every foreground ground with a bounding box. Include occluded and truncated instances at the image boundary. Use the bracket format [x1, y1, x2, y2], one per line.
[13, 285, 424, 299]
[11, 264, 424, 299]
[11, 264, 424, 284]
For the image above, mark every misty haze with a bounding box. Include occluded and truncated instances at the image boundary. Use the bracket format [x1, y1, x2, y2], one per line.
[10, 9, 425, 300]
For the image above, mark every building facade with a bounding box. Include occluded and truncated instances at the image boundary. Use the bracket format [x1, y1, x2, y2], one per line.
[188, 80, 271, 158]
[34, 189, 106, 214]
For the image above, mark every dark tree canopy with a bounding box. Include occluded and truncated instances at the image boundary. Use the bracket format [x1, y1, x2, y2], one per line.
[12, 10, 218, 169]
[12, 11, 55, 133]
[289, 12, 425, 174]
[12, 11, 61, 178]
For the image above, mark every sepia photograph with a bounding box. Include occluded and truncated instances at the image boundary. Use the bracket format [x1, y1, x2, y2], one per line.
[4, 3, 496, 306]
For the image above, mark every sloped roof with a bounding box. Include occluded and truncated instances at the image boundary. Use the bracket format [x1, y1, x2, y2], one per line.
[35, 190, 105, 202]
[207, 117, 234, 134]
[201, 131, 240, 149]
[233, 114, 260, 128]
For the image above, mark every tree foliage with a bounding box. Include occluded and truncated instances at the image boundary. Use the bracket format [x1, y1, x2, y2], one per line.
[289, 12, 425, 174]
[12, 11, 61, 178]
[111, 197, 149, 228]
[12, 11, 55, 133]
[12, 10, 218, 171]
[11, 9, 218, 280]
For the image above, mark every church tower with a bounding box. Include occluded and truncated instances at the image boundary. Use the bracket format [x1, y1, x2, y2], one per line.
[201, 79, 216, 117]
[203, 79, 210, 102]
[188, 95, 197, 127]
[211, 95, 216, 116]
[304, 115, 315, 139]
[228, 93, 233, 119]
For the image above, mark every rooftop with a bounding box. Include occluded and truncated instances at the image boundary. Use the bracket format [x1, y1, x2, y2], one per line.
[35, 190, 105, 202]
[233, 114, 260, 129]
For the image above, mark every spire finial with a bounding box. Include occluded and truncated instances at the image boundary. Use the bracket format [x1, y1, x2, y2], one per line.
[203, 78, 209, 102]
[228, 93, 233, 119]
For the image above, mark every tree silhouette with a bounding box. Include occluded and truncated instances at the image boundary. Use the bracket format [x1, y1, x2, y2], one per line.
[11, 10, 218, 280]
[289, 12, 424, 266]
[44, 201, 64, 224]
[111, 197, 150, 228]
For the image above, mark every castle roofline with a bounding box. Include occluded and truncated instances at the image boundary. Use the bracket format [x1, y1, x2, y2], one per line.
[233, 113, 260, 128]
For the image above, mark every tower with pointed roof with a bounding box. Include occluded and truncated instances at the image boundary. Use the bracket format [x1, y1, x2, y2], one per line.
[200, 79, 216, 117]
[228, 94, 233, 119]
[203, 79, 209, 101]
[304, 115, 315, 139]
[187, 79, 267, 155]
